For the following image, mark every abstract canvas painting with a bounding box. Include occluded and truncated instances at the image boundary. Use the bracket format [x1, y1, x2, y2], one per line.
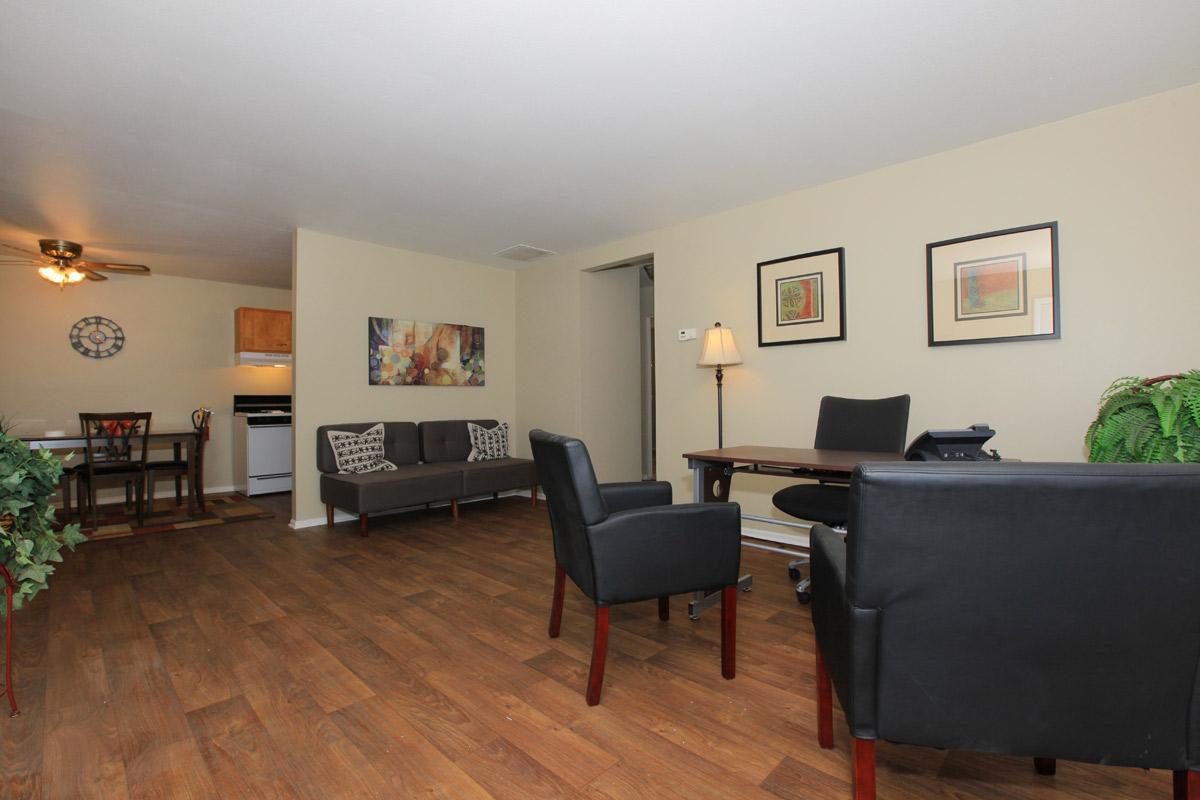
[368, 317, 485, 386]
[757, 247, 846, 346]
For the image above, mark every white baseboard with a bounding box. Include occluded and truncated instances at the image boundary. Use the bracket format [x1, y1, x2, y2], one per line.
[55, 484, 235, 508]
[741, 524, 810, 550]
[289, 488, 530, 530]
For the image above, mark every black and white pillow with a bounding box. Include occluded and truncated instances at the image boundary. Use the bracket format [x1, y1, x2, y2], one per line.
[467, 422, 509, 462]
[326, 423, 398, 474]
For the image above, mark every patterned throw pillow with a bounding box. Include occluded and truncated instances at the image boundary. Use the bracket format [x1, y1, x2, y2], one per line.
[326, 423, 398, 474]
[467, 422, 509, 462]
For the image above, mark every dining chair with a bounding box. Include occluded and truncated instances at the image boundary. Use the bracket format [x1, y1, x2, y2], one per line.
[145, 408, 211, 513]
[77, 412, 152, 530]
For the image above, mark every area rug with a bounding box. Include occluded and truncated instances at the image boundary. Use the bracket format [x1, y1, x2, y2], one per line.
[76, 494, 273, 541]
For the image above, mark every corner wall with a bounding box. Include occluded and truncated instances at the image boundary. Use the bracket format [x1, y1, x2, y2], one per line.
[516, 83, 1200, 527]
[292, 228, 517, 525]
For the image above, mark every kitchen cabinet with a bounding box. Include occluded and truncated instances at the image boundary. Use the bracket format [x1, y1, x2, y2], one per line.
[235, 307, 291, 354]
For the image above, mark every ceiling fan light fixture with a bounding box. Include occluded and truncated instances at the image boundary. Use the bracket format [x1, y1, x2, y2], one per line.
[38, 264, 85, 286]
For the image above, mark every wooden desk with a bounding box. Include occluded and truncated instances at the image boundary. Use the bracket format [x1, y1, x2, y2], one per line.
[680, 446, 906, 617]
[21, 431, 203, 517]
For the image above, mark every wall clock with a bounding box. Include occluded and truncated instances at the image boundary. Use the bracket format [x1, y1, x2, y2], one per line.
[69, 316, 125, 359]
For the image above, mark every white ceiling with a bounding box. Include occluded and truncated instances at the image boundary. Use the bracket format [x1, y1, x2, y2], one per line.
[1, 1, 1198, 289]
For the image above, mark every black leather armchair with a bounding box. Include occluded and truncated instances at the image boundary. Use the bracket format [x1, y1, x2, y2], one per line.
[811, 461, 1200, 799]
[530, 429, 742, 705]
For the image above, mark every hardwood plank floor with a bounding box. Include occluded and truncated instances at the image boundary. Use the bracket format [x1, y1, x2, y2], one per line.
[0, 493, 1174, 798]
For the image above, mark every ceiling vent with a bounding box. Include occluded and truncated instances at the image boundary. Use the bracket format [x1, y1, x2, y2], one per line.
[494, 244, 556, 262]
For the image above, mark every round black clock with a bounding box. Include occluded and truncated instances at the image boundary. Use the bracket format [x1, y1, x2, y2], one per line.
[70, 316, 125, 359]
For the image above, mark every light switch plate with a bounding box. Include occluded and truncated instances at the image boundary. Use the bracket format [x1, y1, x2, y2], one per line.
[678, 328, 697, 341]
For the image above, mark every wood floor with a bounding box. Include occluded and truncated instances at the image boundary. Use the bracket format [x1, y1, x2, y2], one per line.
[0, 493, 1173, 799]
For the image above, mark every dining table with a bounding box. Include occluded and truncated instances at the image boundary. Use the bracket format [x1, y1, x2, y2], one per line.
[21, 429, 205, 519]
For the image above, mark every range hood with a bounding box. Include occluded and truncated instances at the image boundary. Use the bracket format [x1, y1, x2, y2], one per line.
[236, 351, 293, 367]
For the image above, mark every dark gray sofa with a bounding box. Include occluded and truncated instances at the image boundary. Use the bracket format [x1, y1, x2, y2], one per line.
[318, 419, 537, 535]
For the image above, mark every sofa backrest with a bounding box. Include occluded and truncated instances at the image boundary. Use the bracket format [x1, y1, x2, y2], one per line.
[844, 460, 1200, 769]
[419, 419, 498, 463]
[315, 422, 420, 472]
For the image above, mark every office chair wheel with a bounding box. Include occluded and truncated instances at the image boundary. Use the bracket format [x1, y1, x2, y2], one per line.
[788, 566, 801, 580]
[796, 588, 812, 604]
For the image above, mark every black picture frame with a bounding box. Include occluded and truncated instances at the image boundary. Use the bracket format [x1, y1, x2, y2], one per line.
[926, 221, 1060, 347]
[757, 247, 846, 347]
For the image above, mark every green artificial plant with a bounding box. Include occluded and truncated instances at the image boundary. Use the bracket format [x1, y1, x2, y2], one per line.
[1085, 371, 1200, 463]
[0, 432, 86, 614]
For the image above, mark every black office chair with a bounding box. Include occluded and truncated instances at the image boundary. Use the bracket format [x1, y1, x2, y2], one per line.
[812, 461, 1200, 799]
[529, 429, 742, 705]
[772, 394, 910, 602]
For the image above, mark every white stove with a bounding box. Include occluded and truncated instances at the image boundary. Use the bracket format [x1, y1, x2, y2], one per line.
[232, 394, 292, 495]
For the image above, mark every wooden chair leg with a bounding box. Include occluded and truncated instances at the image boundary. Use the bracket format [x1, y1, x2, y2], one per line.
[326, 504, 335, 527]
[90, 482, 98, 531]
[531, 485, 538, 507]
[549, 565, 566, 638]
[135, 477, 145, 527]
[658, 596, 670, 621]
[721, 584, 736, 679]
[451, 498, 459, 520]
[853, 738, 876, 800]
[174, 474, 183, 505]
[817, 648, 834, 749]
[358, 513, 368, 537]
[125, 480, 133, 510]
[586, 606, 610, 706]
[1175, 770, 1200, 800]
[1034, 758, 1056, 776]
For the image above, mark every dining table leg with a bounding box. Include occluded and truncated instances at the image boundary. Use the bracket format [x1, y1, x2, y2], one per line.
[181, 440, 196, 517]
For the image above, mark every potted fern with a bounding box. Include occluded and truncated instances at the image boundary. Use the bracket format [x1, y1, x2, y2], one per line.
[1085, 371, 1200, 463]
[1, 431, 86, 716]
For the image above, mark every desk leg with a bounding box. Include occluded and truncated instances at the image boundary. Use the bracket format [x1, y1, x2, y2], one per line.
[181, 441, 196, 517]
[689, 461, 753, 620]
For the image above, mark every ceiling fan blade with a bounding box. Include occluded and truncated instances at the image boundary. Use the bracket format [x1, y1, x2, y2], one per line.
[81, 266, 108, 281]
[78, 260, 150, 274]
[1, 241, 43, 258]
[0, 259, 41, 265]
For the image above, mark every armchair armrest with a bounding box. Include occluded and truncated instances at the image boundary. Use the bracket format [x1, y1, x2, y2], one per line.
[811, 523, 879, 737]
[586, 502, 742, 605]
[597, 480, 673, 513]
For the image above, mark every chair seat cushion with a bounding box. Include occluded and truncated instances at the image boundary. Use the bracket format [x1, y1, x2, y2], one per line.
[458, 457, 536, 495]
[80, 463, 145, 478]
[146, 460, 188, 470]
[320, 464, 462, 513]
[772, 483, 850, 526]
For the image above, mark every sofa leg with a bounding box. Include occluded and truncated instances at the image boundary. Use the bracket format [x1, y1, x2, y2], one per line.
[531, 484, 538, 507]
[586, 606, 610, 706]
[817, 648, 834, 749]
[853, 738, 876, 800]
[451, 498, 459, 520]
[493, 492, 499, 501]
[658, 596, 669, 621]
[1175, 770, 1200, 800]
[326, 504, 334, 528]
[1034, 758, 1056, 776]
[358, 513, 368, 537]
[549, 565, 565, 638]
[720, 585, 736, 679]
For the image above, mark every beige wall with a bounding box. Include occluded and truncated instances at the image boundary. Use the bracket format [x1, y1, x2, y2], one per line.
[0, 268, 291, 497]
[579, 266, 643, 482]
[292, 228, 517, 525]
[515, 83, 1200, 531]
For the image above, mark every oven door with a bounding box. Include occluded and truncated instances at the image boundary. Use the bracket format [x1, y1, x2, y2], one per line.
[247, 423, 292, 479]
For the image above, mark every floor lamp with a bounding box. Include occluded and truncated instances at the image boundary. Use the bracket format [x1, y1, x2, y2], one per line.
[697, 322, 742, 448]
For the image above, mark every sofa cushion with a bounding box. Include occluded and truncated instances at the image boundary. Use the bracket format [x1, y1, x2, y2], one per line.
[326, 423, 397, 473]
[467, 421, 510, 461]
[459, 457, 537, 496]
[419, 419, 497, 463]
[320, 463, 463, 513]
[317, 422, 419, 473]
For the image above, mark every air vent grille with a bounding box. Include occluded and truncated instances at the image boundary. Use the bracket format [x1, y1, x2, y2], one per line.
[494, 244, 556, 262]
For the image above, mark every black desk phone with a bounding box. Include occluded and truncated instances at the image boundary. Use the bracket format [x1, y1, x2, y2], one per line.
[904, 423, 1001, 461]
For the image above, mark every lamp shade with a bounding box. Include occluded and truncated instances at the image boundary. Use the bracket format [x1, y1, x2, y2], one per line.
[697, 322, 742, 367]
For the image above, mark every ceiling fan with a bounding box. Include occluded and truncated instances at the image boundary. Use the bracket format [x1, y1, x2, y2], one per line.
[0, 239, 151, 288]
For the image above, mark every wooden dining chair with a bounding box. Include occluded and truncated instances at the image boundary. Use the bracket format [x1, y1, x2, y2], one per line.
[145, 408, 211, 513]
[77, 412, 152, 530]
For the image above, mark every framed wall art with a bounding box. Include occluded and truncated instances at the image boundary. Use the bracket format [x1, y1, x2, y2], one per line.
[926, 222, 1059, 346]
[368, 317, 485, 386]
[757, 247, 846, 347]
